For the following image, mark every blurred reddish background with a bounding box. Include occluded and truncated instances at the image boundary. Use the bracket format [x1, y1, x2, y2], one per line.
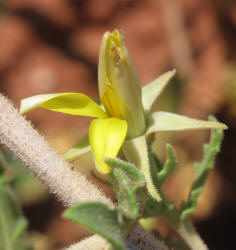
[0, 0, 236, 249]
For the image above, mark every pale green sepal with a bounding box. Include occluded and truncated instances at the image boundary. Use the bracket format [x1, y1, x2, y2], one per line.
[64, 134, 91, 162]
[122, 135, 161, 201]
[20, 93, 108, 118]
[142, 69, 176, 111]
[147, 111, 227, 134]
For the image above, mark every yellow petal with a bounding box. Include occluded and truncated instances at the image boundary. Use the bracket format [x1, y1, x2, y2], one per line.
[147, 112, 227, 134]
[89, 118, 127, 174]
[20, 93, 108, 118]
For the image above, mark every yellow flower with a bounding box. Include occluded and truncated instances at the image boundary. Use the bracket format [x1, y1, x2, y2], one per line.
[20, 30, 227, 175]
[20, 92, 127, 174]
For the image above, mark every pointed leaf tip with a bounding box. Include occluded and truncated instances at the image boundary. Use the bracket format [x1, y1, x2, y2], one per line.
[142, 69, 176, 110]
[147, 111, 227, 134]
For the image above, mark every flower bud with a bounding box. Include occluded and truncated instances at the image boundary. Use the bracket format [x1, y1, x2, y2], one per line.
[98, 29, 146, 138]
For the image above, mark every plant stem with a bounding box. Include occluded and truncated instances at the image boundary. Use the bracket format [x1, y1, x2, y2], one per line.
[177, 219, 208, 250]
[163, 208, 208, 250]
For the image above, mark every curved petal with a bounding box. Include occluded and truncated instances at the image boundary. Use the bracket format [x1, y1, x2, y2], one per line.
[142, 70, 176, 111]
[146, 111, 227, 134]
[64, 134, 91, 162]
[20, 93, 108, 118]
[89, 118, 127, 174]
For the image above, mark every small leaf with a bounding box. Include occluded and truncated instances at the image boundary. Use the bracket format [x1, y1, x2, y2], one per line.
[143, 198, 175, 218]
[181, 119, 224, 220]
[64, 134, 91, 162]
[142, 70, 176, 110]
[147, 111, 227, 135]
[12, 217, 27, 240]
[105, 158, 145, 189]
[157, 144, 177, 186]
[143, 199, 163, 217]
[63, 202, 126, 250]
[113, 168, 139, 219]
[0, 179, 33, 250]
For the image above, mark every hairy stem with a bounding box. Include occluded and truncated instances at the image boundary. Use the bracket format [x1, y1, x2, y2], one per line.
[161, 197, 208, 250]
[177, 219, 208, 250]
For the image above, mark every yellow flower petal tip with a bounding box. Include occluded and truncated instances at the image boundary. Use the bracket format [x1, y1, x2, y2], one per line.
[20, 93, 108, 118]
[89, 118, 127, 174]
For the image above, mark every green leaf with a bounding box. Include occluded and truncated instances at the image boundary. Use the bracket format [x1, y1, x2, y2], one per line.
[64, 134, 91, 162]
[147, 111, 227, 135]
[142, 70, 176, 110]
[105, 158, 145, 189]
[181, 120, 224, 220]
[12, 217, 27, 240]
[157, 144, 177, 186]
[63, 202, 126, 250]
[144, 144, 177, 218]
[0, 178, 33, 250]
[143, 199, 164, 217]
[113, 169, 139, 219]
[143, 198, 175, 218]
[105, 158, 145, 219]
